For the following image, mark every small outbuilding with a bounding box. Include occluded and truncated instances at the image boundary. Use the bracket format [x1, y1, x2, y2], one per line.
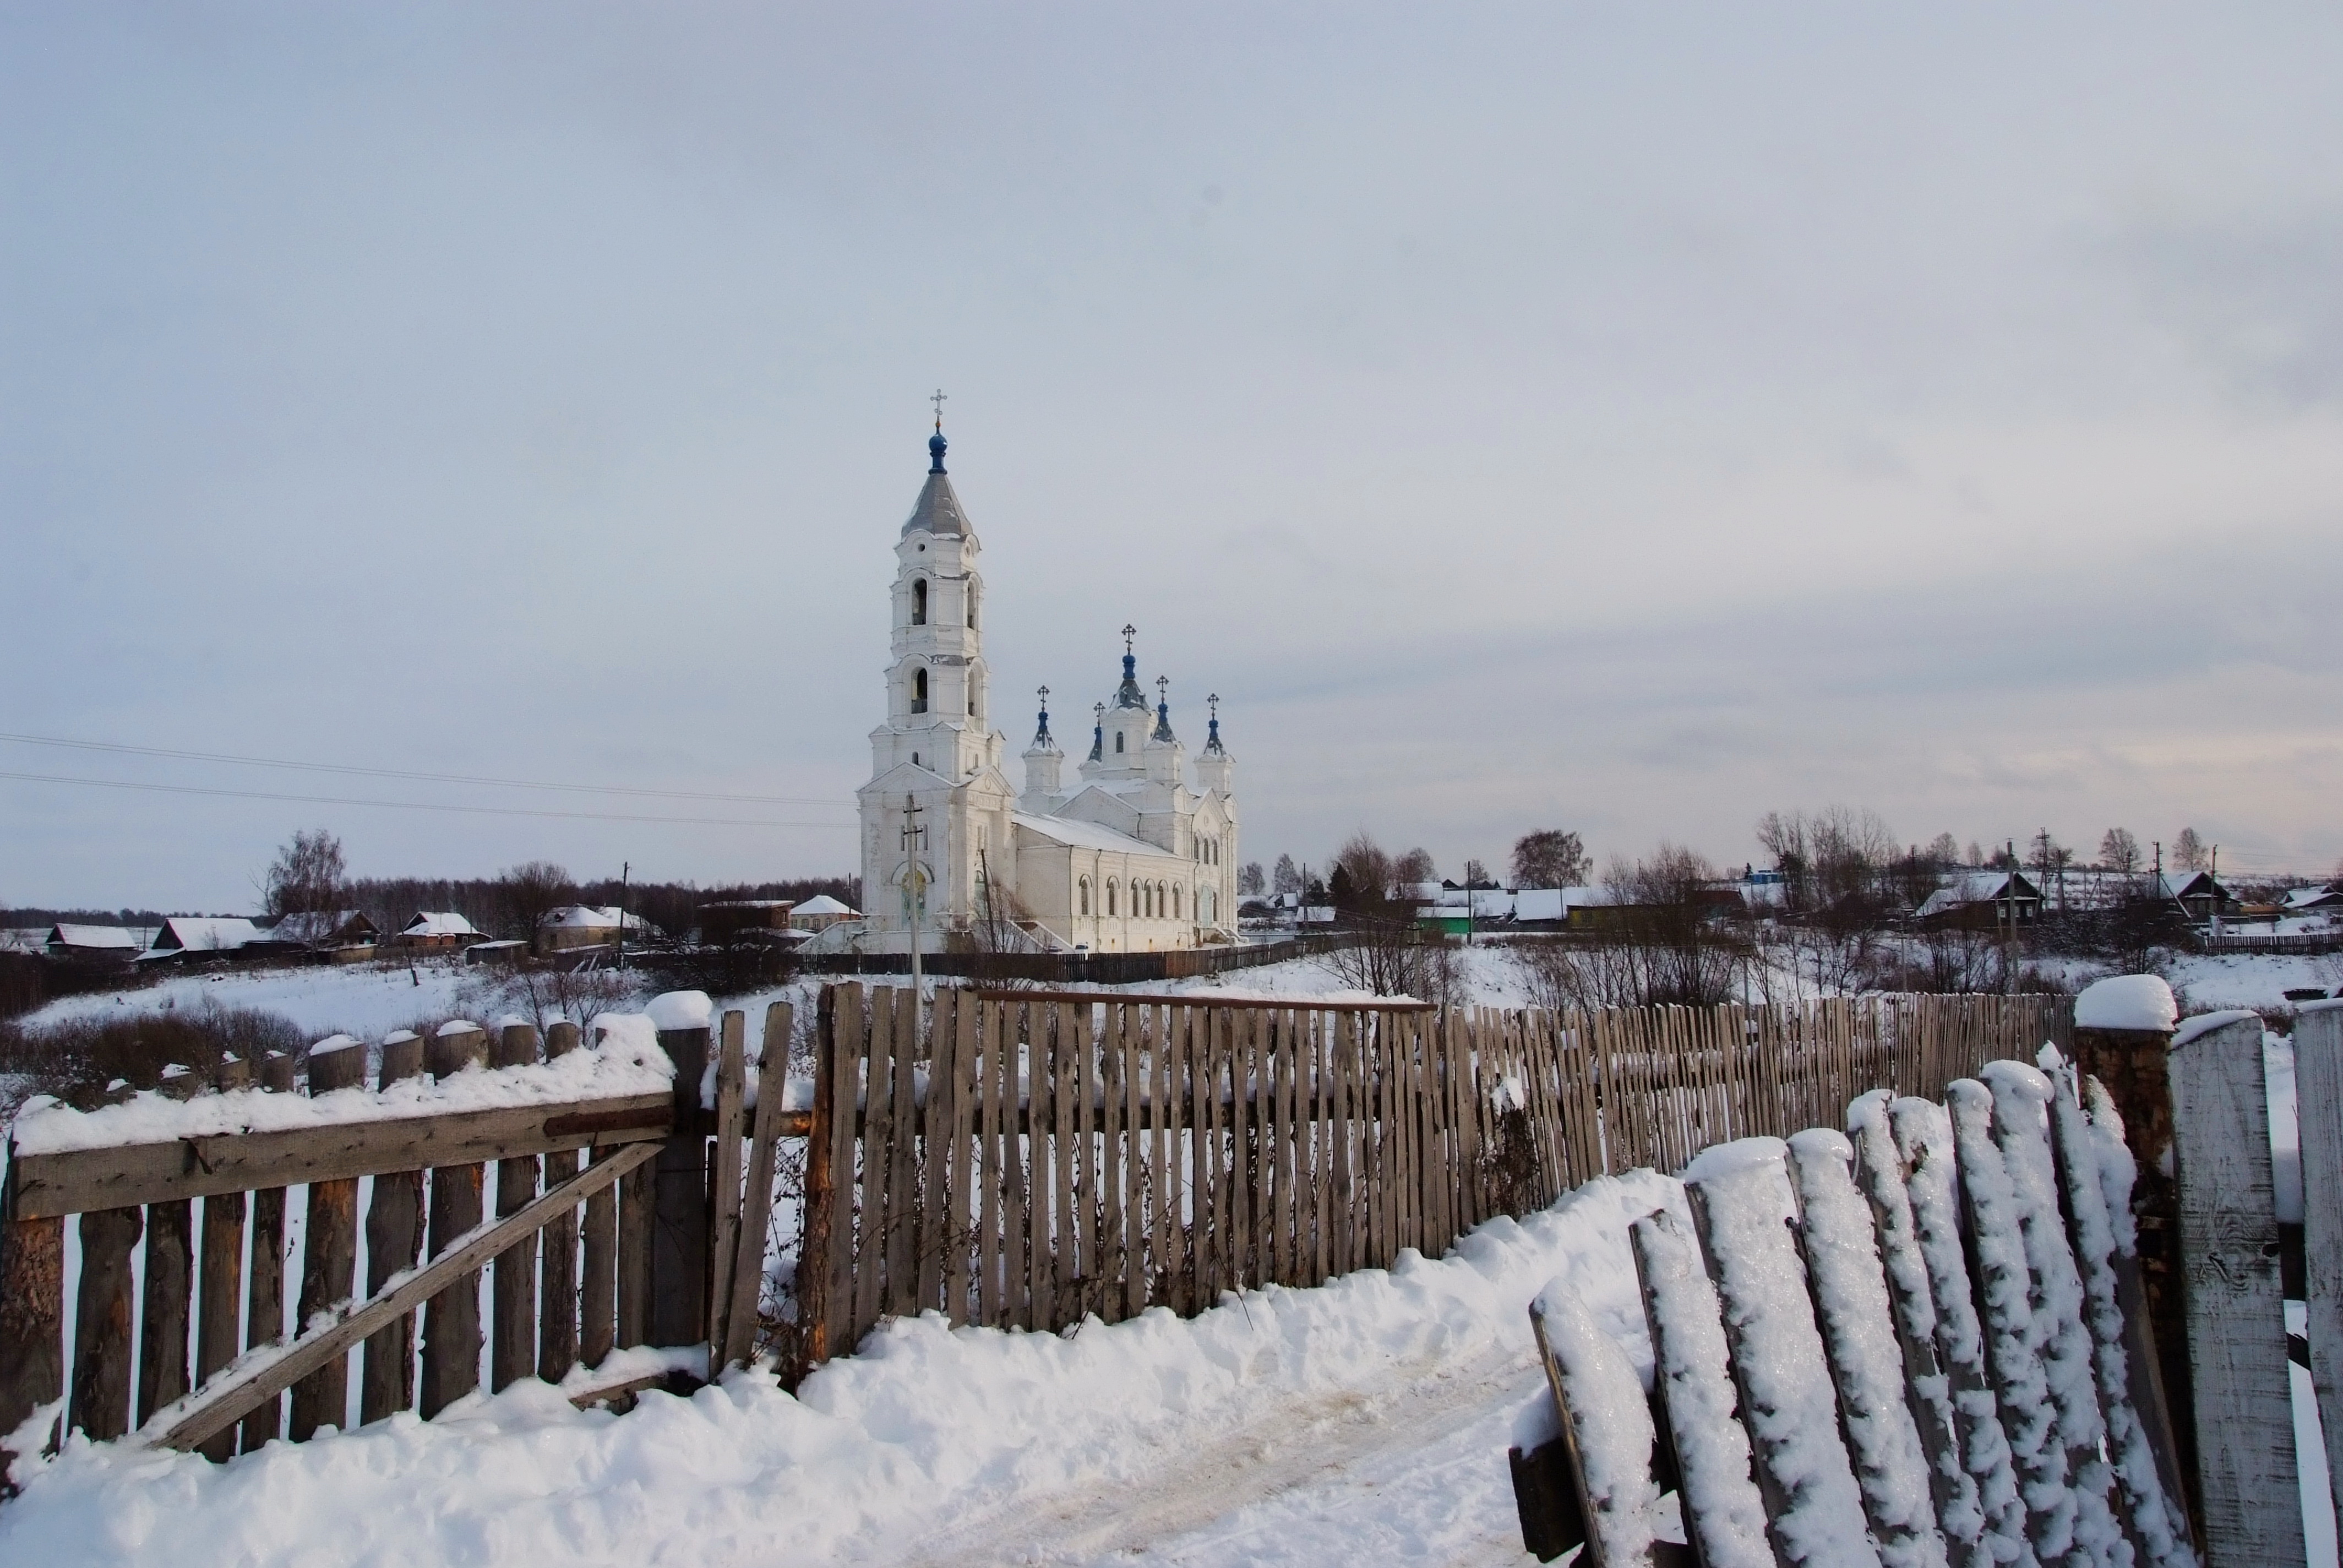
[149, 916, 268, 957]
[701, 900, 795, 944]
[787, 895, 860, 933]
[45, 924, 143, 966]
[536, 905, 654, 955]
[265, 911, 382, 955]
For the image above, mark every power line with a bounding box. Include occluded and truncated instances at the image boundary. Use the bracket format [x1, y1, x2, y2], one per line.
[0, 732, 839, 807]
[0, 770, 852, 829]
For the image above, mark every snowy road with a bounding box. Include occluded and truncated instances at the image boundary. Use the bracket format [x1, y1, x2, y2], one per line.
[892, 1340, 1542, 1567]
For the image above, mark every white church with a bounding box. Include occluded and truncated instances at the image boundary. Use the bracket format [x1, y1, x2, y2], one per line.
[841, 420, 1240, 955]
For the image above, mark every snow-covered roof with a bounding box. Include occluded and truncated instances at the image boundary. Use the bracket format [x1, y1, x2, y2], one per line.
[401, 911, 480, 937]
[1915, 872, 2040, 918]
[1012, 811, 1170, 858]
[540, 905, 650, 931]
[268, 911, 375, 945]
[2281, 888, 2343, 910]
[791, 894, 858, 917]
[2075, 974, 2177, 1032]
[153, 916, 265, 952]
[47, 923, 141, 950]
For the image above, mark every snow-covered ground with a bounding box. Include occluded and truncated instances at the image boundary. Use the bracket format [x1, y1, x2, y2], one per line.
[19, 960, 489, 1041]
[0, 1171, 1679, 1567]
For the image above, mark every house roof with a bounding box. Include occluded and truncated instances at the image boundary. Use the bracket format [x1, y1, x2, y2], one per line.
[268, 910, 376, 945]
[154, 916, 265, 952]
[48, 923, 140, 950]
[791, 894, 858, 917]
[540, 905, 650, 930]
[2282, 888, 2343, 910]
[1012, 810, 1172, 858]
[401, 912, 480, 937]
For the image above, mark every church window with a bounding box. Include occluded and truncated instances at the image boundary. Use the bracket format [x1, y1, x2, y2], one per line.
[1106, 880, 1118, 916]
[912, 579, 928, 625]
[966, 585, 978, 629]
[1079, 877, 1091, 916]
[1172, 885, 1181, 918]
[1115, 733, 1124, 754]
[911, 667, 928, 712]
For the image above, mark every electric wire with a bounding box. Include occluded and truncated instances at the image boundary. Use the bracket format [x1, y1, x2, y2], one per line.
[0, 731, 836, 806]
[0, 770, 850, 828]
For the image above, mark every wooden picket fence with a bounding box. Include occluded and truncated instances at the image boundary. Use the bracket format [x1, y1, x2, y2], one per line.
[795, 984, 2071, 1358]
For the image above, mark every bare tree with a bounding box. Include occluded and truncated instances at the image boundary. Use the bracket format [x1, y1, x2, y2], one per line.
[1334, 831, 1397, 904]
[1511, 829, 1589, 889]
[1393, 847, 1436, 886]
[1512, 843, 1748, 1010]
[464, 961, 635, 1037]
[1238, 861, 1266, 896]
[263, 828, 347, 918]
[2172, 827, 2208, 873]
[1925, 832, 1960, 869]
[2098, 828, 2141, 876]
[1272, 854, 1301, 895]
[495, 860, 576, 941]
[1462, 857, 1489, 886]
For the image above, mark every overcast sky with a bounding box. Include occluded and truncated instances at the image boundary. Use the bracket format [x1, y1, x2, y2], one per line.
[6, 3, 2341, 910]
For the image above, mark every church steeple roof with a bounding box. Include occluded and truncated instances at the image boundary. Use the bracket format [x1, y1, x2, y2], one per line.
[1113, 624, 1147, 709]
[903, 411, 969, 537]
[1152, 676, 1176, 742]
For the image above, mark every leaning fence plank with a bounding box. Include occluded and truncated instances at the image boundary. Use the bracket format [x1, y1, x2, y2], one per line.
[2297, 1001, 2343, 1539]
[242, 1168, 288, 1447]
[918, 989, 958, 1319]
[705, 1011, 748, 1357]
[649, 1011, 712, 1352]
[1847, 1095, 1986, 1568]
[291, 1037, 366, 1439]
[360, 1031, 426, 1424]
[949, 990, 979, 1327]
[150, 1141, 660, 1456]
[1687, 1146, 1883, 1568]
[721, 1002, 794, 1371]
[974, 995, 1004, 1330]
[69, 1205, 140, 1442]
[885, 989, 921, 1322]
[581, 1145, 620, 1370]
[854, 989, 895, 1338]
[1630, 1206, 1773, 1568]
[195, 1182, 246, 1460]
[539, 1021, 583, 1384]
[2168, 1012, 2304, 1568]
[1784, 1128, 1949, 1568]
[1051, 1001, 1080, 1324]
[420, 1022, 488, 1419]
[1100, 1001, 1127, 1320]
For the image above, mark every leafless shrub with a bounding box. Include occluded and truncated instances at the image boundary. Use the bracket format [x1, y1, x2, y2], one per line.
[461, 961, 637, 1036]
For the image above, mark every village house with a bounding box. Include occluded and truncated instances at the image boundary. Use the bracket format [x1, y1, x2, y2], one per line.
[395, 912, 482, 952]
[43, 923, 142, 967]
[1914, 870, 2046, 929]
[144, 916, 269, 962]
[535, 905, 652, 955]
[788, 894, 860, 933]
[2157, 870, 2241, 924]
[264, 910, 380, 956]
[700, 900, 798, 945]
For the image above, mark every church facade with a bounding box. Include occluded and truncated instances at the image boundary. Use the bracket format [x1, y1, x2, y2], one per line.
[847, 424, 1239, 955]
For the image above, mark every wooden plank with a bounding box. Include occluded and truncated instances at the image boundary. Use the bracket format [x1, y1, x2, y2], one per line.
[890, 988, 924, 1319]
[919, 989, 960, 1319]
[1147, 1005, 1173, 1311]
[2169, 1014, 2304, 1568]
[10, 1093, 675, 1220]
[815, 983, 862, 1360]
[864, 988, 902, 1325]
[150, 1142, 660, 1455]
[974, 995, 1004, 1330]
[1229, 1008, 1255, 1291]
[1100, 1001, 1128, 1321]
[720, 1001, 794, 1371]
[420, 1023, 489, 1420]
[242, 1179, 288, 1450]
[290, 1037, 367, 1440]
[649, 1017, 712, 1351]
[1310, 1011, 1333, 1284]
[1332, 1011, 1358, 1277]
[705, 1010, 748, 1357]
[68, 1205, 141, 1441]
[580, 1146, 619, 1370]
[1051, 1001, 1079, 1325]
[947, 990, 978, 1326]
[1264, 1008, 1290, 1284]
[137, 1198, 192, 1428]
[538, 1020, 583, 1385]
[360, 1031, 426, 1425]
[195, 1185, 246, 1459]
[1070, 999, 1098, 1320]
[0, 1212, 65, 1478]
[490, 1021, 546, 1395]
[2297, 1003, 2343, 1538]
[1185, 1006, 1212, 1310]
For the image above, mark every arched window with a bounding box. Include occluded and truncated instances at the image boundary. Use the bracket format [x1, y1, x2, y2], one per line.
[1078, 877, 1091, 916]
[1106, 879, 1119, 916]
[1143, 883, 1154, 918]
[966, 585, 978, 629]
[1114, 732, 1124, 754]
[911, 667, 928, 713]
[968, 679, 978, 716]
[1172, 885, 1182, 918]
[911, 579, 928, 625]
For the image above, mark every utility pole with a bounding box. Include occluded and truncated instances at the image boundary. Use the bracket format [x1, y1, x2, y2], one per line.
[615, 860, 629, 973]
[900, 797, 928, 1039]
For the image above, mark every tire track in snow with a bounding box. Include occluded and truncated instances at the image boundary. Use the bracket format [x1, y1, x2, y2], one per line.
[884, 1341, 1543, 1567]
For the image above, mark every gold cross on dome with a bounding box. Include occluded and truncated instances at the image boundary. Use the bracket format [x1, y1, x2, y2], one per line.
[929, 388, 947, 429]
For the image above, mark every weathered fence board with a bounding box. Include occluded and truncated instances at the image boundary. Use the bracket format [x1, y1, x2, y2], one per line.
[2168, 1011, 2303, 1568]
[2297, 1000, 2343, 1536]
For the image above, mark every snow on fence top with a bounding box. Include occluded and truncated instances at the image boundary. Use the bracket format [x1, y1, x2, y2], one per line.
[2171, 1008, 2260, 1049]
[645, 989, 714, 1031]
[2073, 974, 2177, 1033]
[7, 1012, 675, 1155]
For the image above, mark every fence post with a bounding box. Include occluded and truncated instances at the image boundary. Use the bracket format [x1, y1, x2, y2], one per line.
[2292, 1000, 2343, 1530]
[2070, 1001, 2192, 1518]
[0, 1184, 63, 1490]
[2168, 1011, 2302, 1568]
[648, 993, 713, 1352]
